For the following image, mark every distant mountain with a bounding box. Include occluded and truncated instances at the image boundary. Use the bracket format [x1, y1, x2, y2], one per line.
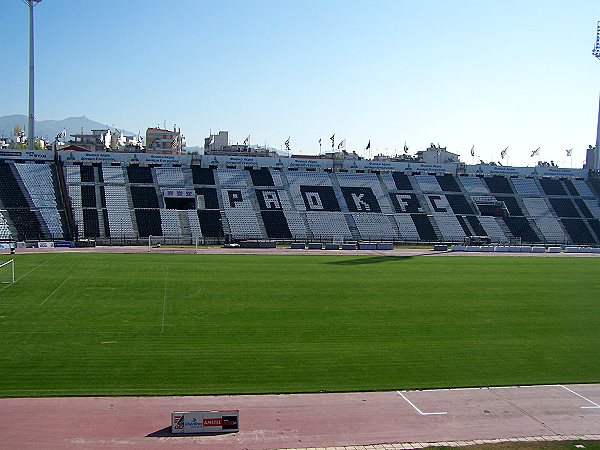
[0, 115, 135, 139]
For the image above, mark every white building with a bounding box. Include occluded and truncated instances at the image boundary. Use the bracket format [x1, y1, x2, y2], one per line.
[416, 144, 461, 164]
[69, 129, 112, 152]
[204, 131, 278, 157]
[204, 131, 229, 152]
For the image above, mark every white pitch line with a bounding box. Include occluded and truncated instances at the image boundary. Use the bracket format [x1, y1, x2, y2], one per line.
[397, 391, 447, 415]
[560, 385, 600, 409]
[0, 255, 59, 294]
[40, 276, 72, 305]
[160, 267, 168, 333]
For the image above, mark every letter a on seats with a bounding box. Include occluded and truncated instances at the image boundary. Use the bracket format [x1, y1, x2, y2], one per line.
[262, 191, 281, 209]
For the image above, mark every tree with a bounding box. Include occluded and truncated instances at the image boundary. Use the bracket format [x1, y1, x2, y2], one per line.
[9, 138, 43, 150]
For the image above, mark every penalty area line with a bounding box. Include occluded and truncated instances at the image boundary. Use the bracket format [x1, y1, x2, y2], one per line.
[397, 391, 447, 415]
[40, 276, 72, 306]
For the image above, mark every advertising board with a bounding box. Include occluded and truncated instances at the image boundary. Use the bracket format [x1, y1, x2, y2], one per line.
[171, 410, 239, 434]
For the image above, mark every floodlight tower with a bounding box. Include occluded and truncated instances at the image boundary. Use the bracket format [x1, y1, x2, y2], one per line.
[593, 21, 600, 170]
[23, 0, 42, 151]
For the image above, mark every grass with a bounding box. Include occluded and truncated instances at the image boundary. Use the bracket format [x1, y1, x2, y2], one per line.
[0, 253, 599, 397]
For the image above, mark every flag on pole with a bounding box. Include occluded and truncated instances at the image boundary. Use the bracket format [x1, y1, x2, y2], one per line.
[319, 138, 321, 145]
[500, 147, 508, 159]
[243, 135, 250, 145]
[330, 134, 335, 148]
[337, 139, 346, 150]
[61, 129, 67, 138]
[566, 148, 572, 156]
[172, 137, 178, 148]
[366, 140, 371, 150]
[404, 142, 409, 154]
[531, 147, 540, 157]
[470, 145, 475, 157]
[285, 137, 290, 151]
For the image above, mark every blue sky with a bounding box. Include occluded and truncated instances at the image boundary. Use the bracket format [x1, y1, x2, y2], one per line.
[2, 0, 600, 167]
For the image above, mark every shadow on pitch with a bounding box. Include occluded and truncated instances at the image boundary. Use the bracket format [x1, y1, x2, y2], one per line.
[146, 426, 227, 438]
[326, 255, 413, 265]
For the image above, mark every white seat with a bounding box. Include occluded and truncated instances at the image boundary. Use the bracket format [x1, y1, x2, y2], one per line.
[394, 214, 420, 241]
[459, 176, 490, 195]
[353, 213, 397, 240]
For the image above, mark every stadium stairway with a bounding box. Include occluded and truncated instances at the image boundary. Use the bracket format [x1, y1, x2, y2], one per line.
[428, 216, 444, 242]
[387, 213, 402, 241]
[245, 176, 268, 238]
[512, 194, 530, 221]
[300, 213, 313, 241]
[125, 185, 139, 238]
[94, 184, 106, 238]
[376, 173, 399, 214]
[54, 158, 75, 240]
[527, 217, 546, 244]
[344, 213, 362, 241]
[178, 210, 191, 238]
[456, 215, 475, 237]
[330, 173, 349, 212]
[279, 171, 312, 241]
[219, 210, 231, 239]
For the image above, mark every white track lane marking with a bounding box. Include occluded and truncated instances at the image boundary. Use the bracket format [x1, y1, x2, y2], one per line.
[397, 391, 447, 415]
[411, 384, 561, 393]
[40, 276, 72, 306]
[560, 385, 600, 409]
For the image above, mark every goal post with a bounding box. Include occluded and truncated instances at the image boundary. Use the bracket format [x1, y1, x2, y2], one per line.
[0, 259, 14, 285]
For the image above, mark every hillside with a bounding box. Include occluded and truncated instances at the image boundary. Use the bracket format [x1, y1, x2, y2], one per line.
[0, 115, 135, 139]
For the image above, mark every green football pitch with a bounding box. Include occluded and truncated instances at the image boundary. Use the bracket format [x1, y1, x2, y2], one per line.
[0, 252, 598, 397]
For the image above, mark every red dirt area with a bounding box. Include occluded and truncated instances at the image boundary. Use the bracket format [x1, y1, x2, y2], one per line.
[0, 385, 598, 449]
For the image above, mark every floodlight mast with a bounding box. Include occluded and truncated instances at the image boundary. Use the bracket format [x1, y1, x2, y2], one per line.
[23, 0, 42, 151]
[594, 21, 600, 171]
[594, 21, 600, 60]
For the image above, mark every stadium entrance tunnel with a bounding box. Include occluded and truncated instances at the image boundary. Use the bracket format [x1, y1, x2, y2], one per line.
[164, 197, 195, 210]
[326, 255, 414, 265]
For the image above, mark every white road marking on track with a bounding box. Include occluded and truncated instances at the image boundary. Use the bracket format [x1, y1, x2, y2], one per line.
[40, 276, 72, 305]
[397, 391, 447, 415]
[560, 385, 600, 409]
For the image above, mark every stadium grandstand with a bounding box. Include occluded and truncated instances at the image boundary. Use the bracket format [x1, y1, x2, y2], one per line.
[1, 149, 600, 246]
